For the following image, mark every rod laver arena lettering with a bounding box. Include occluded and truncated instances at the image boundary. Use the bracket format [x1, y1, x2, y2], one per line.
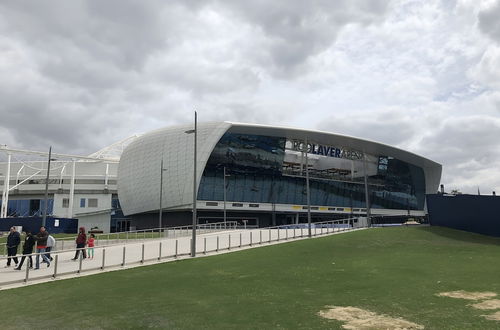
[287, 140, 364, 160]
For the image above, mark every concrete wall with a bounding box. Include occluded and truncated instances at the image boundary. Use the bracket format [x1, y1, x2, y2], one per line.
[53, 193, 112, 218]
[76, 212, 111, 233]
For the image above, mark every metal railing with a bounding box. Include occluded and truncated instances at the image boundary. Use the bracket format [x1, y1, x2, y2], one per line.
[1, 221, 239, 256]
[0, 218, 362, 286]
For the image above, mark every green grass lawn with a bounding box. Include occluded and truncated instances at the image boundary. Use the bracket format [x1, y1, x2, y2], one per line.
[2, 226, 500, 329]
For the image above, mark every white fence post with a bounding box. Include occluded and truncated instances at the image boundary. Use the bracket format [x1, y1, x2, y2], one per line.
[101, 248, 106, 270]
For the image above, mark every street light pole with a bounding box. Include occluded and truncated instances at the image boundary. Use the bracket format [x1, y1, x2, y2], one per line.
[159, 158, 166, 230]
[223, 166, 230, 229]
[191, 111, 197, 257]
[305, 138, 311, 238]
[362, 152, 371, 227]
[42, 146, 52, 227]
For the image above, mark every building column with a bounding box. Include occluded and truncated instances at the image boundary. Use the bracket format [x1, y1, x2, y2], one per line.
[1, 153, 11, 218]
[68, 159, 76, 218]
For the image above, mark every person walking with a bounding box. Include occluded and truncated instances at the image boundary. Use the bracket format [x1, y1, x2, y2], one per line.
[72, 227, 87, 260]
[34, 226, 51, 269]
[87, 234, 95, 259]
[45, 234, 55, 261]
[15, 230, 36, 270]
[5, 226, 20, 268]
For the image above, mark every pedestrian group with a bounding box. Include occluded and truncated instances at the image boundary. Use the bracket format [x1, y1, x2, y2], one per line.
[4, 226, 96, 270]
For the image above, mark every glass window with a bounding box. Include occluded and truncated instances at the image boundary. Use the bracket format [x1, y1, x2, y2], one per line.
[62, 198, 69, 208]
[80, 198, 86, 208]
[88, 198, 98, 207]
[199, 133, 426, 211]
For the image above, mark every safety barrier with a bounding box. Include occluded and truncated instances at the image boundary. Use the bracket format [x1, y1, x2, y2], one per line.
[0, 218, 360, 286]
[1, 221, 239, 256]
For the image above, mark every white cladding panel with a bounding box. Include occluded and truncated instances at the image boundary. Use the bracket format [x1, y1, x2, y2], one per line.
[118, 122, 231, 216]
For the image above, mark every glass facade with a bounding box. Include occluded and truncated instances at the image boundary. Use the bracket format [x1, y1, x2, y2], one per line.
[198, 133, 426, 211]
[0, 199, 54, 217]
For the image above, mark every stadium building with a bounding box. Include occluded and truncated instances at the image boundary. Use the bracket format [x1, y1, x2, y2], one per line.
[1, 122, 442, 231]
[117, 122, 442, 229]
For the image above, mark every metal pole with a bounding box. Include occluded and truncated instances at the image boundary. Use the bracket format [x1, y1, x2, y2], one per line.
[101, 248, 106, 270]
[159, 159, 164, 230]
[305, 138, 311, 238]
[53, 254, 58, 278]
[223, 166, 227, 229]
[191, 111, 197, 257]
[362, 153, 371, 227]
[141, 243, 145, 263]
[42, 146, 52, 227]
[78, 249, 83, 273]
[24, 256, 30, 283]
[158, 242, 162, 260]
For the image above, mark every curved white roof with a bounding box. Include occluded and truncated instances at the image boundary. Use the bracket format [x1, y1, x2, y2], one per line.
[117, 122, 442, 216]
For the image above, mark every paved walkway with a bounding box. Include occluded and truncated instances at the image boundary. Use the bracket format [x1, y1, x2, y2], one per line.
[0, 227, 362, 291]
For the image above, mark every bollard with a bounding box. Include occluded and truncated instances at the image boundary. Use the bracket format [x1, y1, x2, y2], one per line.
[278, 229, 280, 241]
[286, 228, 288, 240]
[301, 227, 303, 237]
[260, 230, 262, 245]
[122, 246, 126, 266]
[204, 237, 207, 255]
[216, 236, 219, 252]
[78, 249, 83, 274]
[269, 228, 271, 243]
[100, 248, 106, 270]
[141, 243, 145, 264]
[24, 257, 30, 283]
[175, 240, 178, 258]
[158, 242, 162, 261]
[229, 234, 231, 250]
[250, 232, 253, 246]
[53, 254, 59, 278]
[239, 233, 242, 248]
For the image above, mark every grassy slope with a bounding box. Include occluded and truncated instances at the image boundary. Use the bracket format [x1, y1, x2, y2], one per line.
[1, 226, 500, 329]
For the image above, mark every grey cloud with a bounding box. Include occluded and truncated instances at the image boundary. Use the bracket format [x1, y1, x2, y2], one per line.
[218, 0, 392, 78]
[415, 116, 500, 192]
[478, 1, 500, 43]
[316, 110, 418, 147]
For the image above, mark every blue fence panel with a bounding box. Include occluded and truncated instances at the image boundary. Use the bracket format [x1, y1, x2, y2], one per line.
[426, 194, 500, 237]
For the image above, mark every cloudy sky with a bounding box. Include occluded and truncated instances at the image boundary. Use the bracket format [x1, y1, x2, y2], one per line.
[1, 0, 500, 194]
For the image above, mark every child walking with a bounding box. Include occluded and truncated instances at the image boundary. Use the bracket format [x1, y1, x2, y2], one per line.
[87, 234, 95, 259]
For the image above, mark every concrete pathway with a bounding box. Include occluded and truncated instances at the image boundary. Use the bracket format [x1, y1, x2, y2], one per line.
[0, 226, 362, 291]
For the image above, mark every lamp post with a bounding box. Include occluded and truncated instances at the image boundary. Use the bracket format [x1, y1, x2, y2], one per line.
[42, 146, 54, 227]
[362, 153, 371, 227]
[158, 159, 167, 230]
[185, 111, 197, 257]
[223, 166, 230, 229]
[305, 138, 311, 238]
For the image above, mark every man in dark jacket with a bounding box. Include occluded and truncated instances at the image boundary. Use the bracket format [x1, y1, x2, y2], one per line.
[34, 226, 50, 269]
[15, 230, 36, 270]
[5, 226, 20, 267]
